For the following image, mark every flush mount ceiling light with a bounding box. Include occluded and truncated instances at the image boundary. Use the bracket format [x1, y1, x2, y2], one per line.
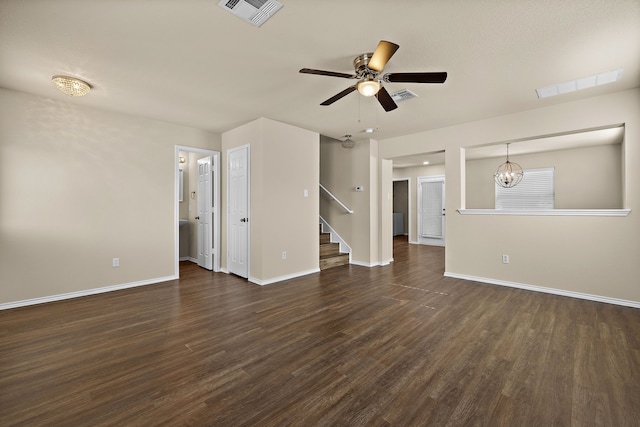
[51, 75, 91, 97]
[536, 68, 623, 99]
[494, 143, 523, 188]
[357, 76, 381, 97]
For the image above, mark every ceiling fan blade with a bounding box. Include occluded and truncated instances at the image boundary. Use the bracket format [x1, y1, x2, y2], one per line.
[375, 86, 398, 112]
[383, 72, 448, 84]
[368, 40, 400, 72]
[299, 68, 356, 79]
[320, 86, 357, 106]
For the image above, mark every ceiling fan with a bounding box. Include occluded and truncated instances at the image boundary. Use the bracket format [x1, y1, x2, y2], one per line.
[299, 40, 447, 112]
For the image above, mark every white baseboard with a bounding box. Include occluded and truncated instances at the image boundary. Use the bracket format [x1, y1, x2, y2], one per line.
[0, 275, 178, 311]
[249, 268, 321, 286]
[444, 272, 640, 309]
[351, 260, 378, 268]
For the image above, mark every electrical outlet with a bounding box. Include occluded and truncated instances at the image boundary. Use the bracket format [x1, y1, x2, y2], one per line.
[113, 258, 120, 267]
[282, 251, 287, 260]
[502, 254, 509, 264]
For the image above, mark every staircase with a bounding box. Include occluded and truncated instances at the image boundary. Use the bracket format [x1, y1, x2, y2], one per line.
[319, 224, 350, 270]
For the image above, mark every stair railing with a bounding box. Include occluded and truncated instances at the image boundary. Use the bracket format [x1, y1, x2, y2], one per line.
[319, 183, 354, 214]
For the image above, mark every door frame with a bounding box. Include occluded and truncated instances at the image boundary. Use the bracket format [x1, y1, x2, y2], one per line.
[175, 146, 220, 277]
[226, 144, 250, 279]
[392, 178, 411, 239]
[417, 175, 445, 247]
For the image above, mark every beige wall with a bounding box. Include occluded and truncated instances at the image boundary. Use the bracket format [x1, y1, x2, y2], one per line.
[0, 88, 220, 305]
[392, 164, 446, 242]
[221, 118, 319, 283]
[380, 88, 640, 304]
[320, 136, 382, 265]
[466, 144, 623, 209]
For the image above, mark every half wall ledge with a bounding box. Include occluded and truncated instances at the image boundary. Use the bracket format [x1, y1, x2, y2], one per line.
[457, 209, 631, 217]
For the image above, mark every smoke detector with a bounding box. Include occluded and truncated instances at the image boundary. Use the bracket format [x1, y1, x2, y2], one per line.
[341, 135, 354, 149]
[218, 0, 283, 27]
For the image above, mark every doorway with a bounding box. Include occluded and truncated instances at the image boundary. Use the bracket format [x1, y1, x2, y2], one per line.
[175, 146, 220, 276]
[392, 179, 410, 237]
[417, 175, 445, 246]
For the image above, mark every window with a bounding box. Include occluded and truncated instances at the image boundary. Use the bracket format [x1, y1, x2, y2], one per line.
[496, 167, 554, 210]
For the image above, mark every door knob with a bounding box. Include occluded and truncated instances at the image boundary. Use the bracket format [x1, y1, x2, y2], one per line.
[195, 216, 200, 220]
[240, 218, 246, 222]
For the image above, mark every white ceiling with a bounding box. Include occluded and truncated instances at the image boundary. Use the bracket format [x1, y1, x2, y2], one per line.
[1, 1, 638, 143]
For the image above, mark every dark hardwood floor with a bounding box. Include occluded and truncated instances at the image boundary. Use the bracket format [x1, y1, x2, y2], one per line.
[1, 236, 639, 426]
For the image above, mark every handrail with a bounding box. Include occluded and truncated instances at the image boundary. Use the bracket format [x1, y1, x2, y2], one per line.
[319, 183, 354, 214]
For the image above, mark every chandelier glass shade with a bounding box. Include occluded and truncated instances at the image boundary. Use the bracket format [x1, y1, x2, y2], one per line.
[494, 143, 523, 188]
[51, 75, 91, 97]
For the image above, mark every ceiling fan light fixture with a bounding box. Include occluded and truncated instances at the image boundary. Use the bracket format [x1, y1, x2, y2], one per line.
[357, 77, 381, 97]
[51, 75, 91, 97]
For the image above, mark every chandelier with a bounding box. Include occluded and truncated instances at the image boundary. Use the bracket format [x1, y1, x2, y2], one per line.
[341, 135, 354, 149]
[494, 143, 523, 188]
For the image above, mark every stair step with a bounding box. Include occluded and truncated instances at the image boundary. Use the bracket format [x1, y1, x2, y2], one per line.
[319, 253, 350, 270]
[320, 242, 340, 257]
[319, 223, 349, 270]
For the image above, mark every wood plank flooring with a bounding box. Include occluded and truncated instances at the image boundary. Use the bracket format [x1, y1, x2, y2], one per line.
[1, 236, 639, 426]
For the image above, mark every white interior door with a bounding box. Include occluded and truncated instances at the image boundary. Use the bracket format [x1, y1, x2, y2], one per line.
[227, 146, 249, 278]
[418, 176, 445, 246]
[197, 156, 212, 270]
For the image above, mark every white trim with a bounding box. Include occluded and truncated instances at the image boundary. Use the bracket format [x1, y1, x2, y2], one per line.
[457, 209, 631, 216]
[443, 272, 640, 309]
[0, 276, 177, 311]
[350, 260, 379, 267]
[249, 268, 321, 286]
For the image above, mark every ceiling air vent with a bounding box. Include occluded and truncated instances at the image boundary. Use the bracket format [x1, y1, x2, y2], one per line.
[218, 0, 283, 27]
[390, 89, 418, 102]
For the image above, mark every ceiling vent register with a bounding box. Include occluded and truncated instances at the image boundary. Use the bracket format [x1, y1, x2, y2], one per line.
[219, 0, 283, 27]
[390, 89, 418, 102]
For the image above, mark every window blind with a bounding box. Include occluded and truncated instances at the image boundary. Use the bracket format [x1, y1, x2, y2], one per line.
[495, 167, 555, 209]
[421, 181, 443, 238]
